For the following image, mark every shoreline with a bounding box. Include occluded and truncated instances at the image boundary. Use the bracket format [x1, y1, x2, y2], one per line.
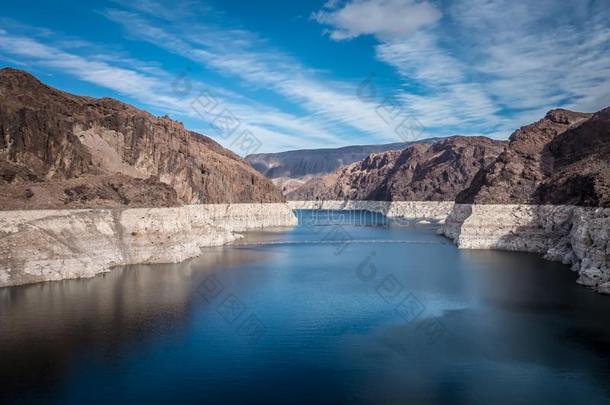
[290, 200, 610, 294]
[0, 203, 298, 287]
[288, 200, 455, 223]
[3, 200, 608, 294]
[440, 203, 610, 294]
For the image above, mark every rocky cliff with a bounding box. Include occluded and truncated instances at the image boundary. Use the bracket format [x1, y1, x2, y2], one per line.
[0, 68, 284, 209]
[443, 107, 610, 294]
[456, 108, 608, 205]
[246, 138, 438, 178]
[535, 107, 610, 206]
[441, 204, 610, 294]
[288, 136, 506, 201]
[288, 107, 610, 294]
[288, 200, 454, 223]
[0, 203, 298, 287]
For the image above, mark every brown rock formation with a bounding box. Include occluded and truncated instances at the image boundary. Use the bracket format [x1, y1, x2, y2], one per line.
[456, 108, 609, 206]
[0, 68, 284, 209]
[246, 138, 438, 178]
[288, 136, 506, 201]
[535, 107, 610, 206]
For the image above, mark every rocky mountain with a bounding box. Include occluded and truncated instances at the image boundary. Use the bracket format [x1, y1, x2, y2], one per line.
[537, 108, 610, 206]
[288, 136, 506, 201]
[457, 108, 609, 206]
[245, 138, 438, 179]
[0, 68, 284, 209]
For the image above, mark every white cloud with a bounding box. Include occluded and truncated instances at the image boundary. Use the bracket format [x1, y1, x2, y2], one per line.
[314, 0, 610, 139]
[374, 32, 502, 134]
[103, 7, 407, 143]
[450, 0, 610, 115]
[107, 0, 209, 20]
[312, 0, 441, 41]
[0, 29, 350, 153]
[375, 32, 464, 85]
[4, 0, 609, 154]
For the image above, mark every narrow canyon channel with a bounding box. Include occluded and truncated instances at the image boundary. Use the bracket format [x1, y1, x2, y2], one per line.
[1, 210, 610, 404]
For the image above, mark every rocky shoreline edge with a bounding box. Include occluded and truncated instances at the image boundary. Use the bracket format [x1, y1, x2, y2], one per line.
[0, 203, 298, 287]
[290, 201, 610, 295]
[288, 200, 455, 223]
[2, 201, 608, 294]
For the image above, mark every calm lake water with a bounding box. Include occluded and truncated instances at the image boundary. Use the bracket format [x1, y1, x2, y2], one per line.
[1, 210, 610, 404]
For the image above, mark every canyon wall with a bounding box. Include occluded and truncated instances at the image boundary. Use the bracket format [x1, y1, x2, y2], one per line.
[287, 136, 506, 201]
[457, 108, 608, 206]
[245, 138, 438, 179]
[0, 203, 297, 287]
[288, 200, 455, 223]
[291, 200, 610, 294]
[0, 68, 284, 209]
[441, 204, 610, 294]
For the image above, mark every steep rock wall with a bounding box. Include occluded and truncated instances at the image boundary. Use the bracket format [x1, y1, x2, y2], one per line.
[0, 203, 297, 287]
[288, 200, 454, 223]
[441, 204, 610, 294]
[287, 136, 506, 202]
[0, 68, 285, 207]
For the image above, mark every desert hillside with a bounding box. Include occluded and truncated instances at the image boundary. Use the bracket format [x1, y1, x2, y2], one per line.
[288, 136, 506, 201]
[457, 108, 609, 206]
[0, 68, 284, 209]
[245, 138, 438, 178]
[287, 107, 610, 207]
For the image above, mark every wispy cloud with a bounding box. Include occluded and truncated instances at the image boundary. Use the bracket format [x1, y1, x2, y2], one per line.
[452, 0, 610, 113]
[107, 0, 212, 20]
[2, 0, 608, 154]
[0, 27, 348, 153]
[102, 5, 407, 143]
[314, 0, 610, 138]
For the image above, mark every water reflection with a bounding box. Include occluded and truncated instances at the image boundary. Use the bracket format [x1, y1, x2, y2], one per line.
[0, 239, 279, 402]
[1, 210, 609, 404]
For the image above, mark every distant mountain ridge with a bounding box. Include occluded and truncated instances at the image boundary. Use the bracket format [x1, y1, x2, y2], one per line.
[245, 139, 439, 178]
[287, 106, 610, 208]
[287, 136, 507, 201]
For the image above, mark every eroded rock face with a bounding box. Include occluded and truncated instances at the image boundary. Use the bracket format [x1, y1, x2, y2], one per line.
[0, 203, 298, 287]
[0, 68, 284, 209]
[0, 174, 179, 210]
[309, 150, 402, 201]
[288, 200, 455, 223]
[440, 204, 610, 294]
[456, 108, 606, 205]
[288, 136, 506, 201]
[535, 107, 610, 206]
[245, 139, 438, 178]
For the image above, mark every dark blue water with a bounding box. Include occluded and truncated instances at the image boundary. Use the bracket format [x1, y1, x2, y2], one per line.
[1, 210, 610, 404]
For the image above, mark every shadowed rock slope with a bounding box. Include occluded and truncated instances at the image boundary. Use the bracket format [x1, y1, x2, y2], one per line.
[288, 136, 506, 201]
[0, 68, 284, 209]
[246, 138, 438, 179]
[457, 108, 609, 206]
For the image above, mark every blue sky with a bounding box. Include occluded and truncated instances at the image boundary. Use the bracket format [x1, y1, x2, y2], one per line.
[1, 0, 609, 154]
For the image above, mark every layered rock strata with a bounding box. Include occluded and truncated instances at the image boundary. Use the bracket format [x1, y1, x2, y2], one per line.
[287, 136, 506, 201]
[0, 203, 297, 287]
[0, 68, 284, 208]
[457, 108, 609, 205]
[288, 200, 455, 223]
[441, 204, 610, 294]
